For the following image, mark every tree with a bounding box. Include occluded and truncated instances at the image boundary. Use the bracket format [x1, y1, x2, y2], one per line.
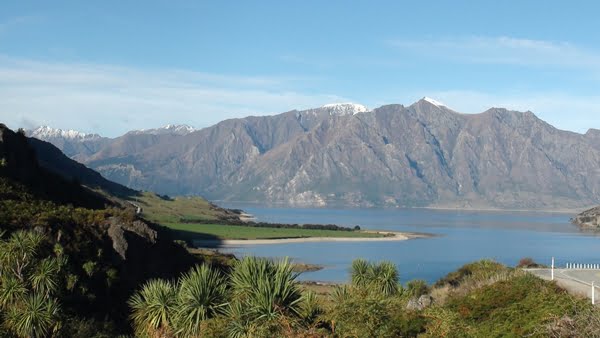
[226, 257, 302, 337]
[4, 293, 61, 337]
[128, 279, 177, 338]
[0, 231, 63, 337]
[129, 264, 229, 338]
[172, 265, 228, 337]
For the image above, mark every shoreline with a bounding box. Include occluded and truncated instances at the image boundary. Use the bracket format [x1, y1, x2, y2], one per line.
[414, 205, 583, 214]
[218, 201, 585, 214]
[193, 231, 432, 247]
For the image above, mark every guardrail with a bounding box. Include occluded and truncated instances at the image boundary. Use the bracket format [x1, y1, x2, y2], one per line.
[565, 263, 600, 269]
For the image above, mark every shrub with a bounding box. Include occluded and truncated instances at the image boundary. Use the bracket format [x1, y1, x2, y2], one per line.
[82, 261, 97, 277]
[406, 279, 430, 298]
[227, 257, 302, 336]
[350, 259, 401, 296]
[517, 257, 545, 268]
[172, 265, 228, 337]
[442, 273, 582, 336]
[298, 290, 323, 327]
[0, 231, 64, 337]
[128, 279, 177, 337]
[327, 289, 409, 337]
[435, 259, 506, 288]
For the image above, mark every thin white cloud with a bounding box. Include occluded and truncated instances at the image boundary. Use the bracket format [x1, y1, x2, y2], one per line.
[387, 36, 600, 70]
[0, 56, 347, 136]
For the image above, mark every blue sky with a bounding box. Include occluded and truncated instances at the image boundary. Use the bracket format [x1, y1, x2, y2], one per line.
[1, 1, 600, 136]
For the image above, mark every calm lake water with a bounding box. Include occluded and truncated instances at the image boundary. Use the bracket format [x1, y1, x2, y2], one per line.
[218, 205, 600, 284]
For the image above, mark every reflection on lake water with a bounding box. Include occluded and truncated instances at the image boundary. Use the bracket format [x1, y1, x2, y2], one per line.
[218, 205, 600, 284]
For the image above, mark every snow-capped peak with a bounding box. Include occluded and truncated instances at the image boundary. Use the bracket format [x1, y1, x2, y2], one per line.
[29, 126, 101, 141]
[162, 124, 196, 133]
[321, 102, 369, 115]
[129, 124, 196, 136]
[421, 97, 447, 108]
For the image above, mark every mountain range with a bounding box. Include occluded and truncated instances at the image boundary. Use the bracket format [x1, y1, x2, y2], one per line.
[26, 98, 600, 210]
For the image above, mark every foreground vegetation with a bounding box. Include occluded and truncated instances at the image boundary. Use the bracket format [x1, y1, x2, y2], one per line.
[125, 258, 599, 338]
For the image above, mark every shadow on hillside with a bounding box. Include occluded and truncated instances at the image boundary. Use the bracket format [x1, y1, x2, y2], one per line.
[166, 228, 226, 249]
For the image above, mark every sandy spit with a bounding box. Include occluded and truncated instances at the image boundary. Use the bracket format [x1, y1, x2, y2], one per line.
[194, 231, 431, 247]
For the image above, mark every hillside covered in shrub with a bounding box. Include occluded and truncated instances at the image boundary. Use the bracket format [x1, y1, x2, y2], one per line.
[0, 124, 220, 336]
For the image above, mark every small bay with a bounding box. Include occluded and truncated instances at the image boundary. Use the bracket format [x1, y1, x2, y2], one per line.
[218, 205, 600, 284]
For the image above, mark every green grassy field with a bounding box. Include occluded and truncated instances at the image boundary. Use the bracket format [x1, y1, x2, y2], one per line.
[166, 222, 383, 240]
[127, 192, 378, 240]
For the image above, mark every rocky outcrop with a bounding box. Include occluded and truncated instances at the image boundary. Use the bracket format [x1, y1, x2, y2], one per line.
[572, 206, 600, 228]
[406, 295, 434, 311]
[108, 217, 158, 259]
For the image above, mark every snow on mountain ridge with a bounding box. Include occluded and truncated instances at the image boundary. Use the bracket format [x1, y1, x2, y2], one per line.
[422, 97, 447, 108]
[320, 102, 369, 115]
[30, 126, 102, 141]
[129, 124, 196, 135]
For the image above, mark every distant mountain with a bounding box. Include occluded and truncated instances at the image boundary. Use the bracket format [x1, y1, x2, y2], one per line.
[27, 126, 111, 162]
[29, 125, 103, 140]
[30, 99, 600, 210]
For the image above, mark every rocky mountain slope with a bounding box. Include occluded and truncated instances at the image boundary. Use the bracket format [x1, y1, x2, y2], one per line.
[29, 99, 600, 210]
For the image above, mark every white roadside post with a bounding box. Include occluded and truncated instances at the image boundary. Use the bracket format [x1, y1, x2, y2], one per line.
[593, 282, 595, 305]
[551, 257, 555, 281]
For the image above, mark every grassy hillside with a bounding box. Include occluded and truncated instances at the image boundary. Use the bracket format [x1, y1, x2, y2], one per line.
[130, 191, 237, 224]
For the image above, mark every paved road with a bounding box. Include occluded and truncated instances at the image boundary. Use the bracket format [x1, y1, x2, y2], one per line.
[527, 268, 600, 302]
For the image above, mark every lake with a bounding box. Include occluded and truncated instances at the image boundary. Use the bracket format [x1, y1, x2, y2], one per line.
[218, 205, 600, 284]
